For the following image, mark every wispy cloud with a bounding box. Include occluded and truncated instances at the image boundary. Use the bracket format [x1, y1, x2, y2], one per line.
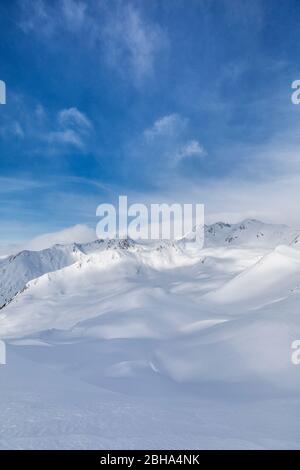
[58, 107, 92, 130]
[140, 113, 207, 169]
[144, 114, 187, 139]
[47, 128, 85, 150]
[0, 223, 95, 255]
[18, 0, 88, 35]
[103, 3, 167, 84]
[18, 0, 168, 85]
[1, 97, 93, 153]
[61, 0, 87, 31]
[23, 223, 95, 251]
[0, 176, 45, 193]
[47, 107, 93, 150]
[0, 120, 25, 139]
[175, 140, 207, 163]
[19, 0, 55, 36]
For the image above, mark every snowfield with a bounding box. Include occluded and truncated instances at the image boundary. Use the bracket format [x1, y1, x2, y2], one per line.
[1, 219, 300, 449]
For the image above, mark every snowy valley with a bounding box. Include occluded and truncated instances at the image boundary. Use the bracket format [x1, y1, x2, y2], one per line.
[1, 219, 300, 449]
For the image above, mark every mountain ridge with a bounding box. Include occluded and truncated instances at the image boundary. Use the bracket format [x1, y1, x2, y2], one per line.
[0, 219, 298, 311]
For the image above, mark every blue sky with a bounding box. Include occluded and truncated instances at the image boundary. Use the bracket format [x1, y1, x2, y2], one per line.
[1, 0, 300, 246]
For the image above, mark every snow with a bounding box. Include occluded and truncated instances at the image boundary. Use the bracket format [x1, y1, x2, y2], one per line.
[0, 244, 85, 308]
[1, 220, 300, 449]
[204, 244, 300, 307]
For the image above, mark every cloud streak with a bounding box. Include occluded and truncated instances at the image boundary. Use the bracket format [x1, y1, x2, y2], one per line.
[139, 113, 207, 170]
[175, 140, 207, 163]
[103, 3, 167, 84]
[144, 114, 187, 139]
[18, 0, 168, 85]
[1, 97, 93, 153]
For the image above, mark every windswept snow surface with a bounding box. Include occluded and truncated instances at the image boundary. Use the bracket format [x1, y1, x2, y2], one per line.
[1, 219, 300, 449]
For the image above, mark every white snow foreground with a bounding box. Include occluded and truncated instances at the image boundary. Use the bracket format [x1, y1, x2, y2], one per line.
[1, 219, 300, 449]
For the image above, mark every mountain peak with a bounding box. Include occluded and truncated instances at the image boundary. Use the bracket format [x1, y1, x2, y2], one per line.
[204, 219, 296, 248]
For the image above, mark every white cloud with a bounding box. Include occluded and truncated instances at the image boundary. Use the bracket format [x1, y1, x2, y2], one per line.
[141, 114, 206, 169]
[35, 104, 46, 122]
[0, 224, 96, 256]
[39, 106, 93, 151]
[12, 121, 25, 138]
[47, 128, 84, 149]
[102, 4, 168, 84]
[23, 224, 96, 251]
[0, 120, 25, 139]
[48, 107, 93, 150]
[144, 114, 187, 139]
[19, 0, 88, 35]
[120, 5, 165, 81]
[18, 1, 168, 85]
[0, 97, 93, 153]
[0, 95, 94, 154]
[62, 0, 87, 31]
[19, 0, 55, 36]
[175, 140, 207, 162]
[58, 107, 92, 130]
[0, 177, 44, 193]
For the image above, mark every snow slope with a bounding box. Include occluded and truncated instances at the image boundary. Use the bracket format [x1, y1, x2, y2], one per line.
[1, 218, 294, 309]
[0, 244, 84, 308]
[204, 244, 300, 307]
[1, 219, 300, 449]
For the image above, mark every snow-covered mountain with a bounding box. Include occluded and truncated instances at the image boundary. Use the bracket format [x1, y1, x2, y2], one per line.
[0, 244, 84, 308]
[204, 218, 298, 247]
[1, 218, 300, 341]
[0, 238, 140, 308]
[2, 219, 300, 449]
[1, 218, 297, 310]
